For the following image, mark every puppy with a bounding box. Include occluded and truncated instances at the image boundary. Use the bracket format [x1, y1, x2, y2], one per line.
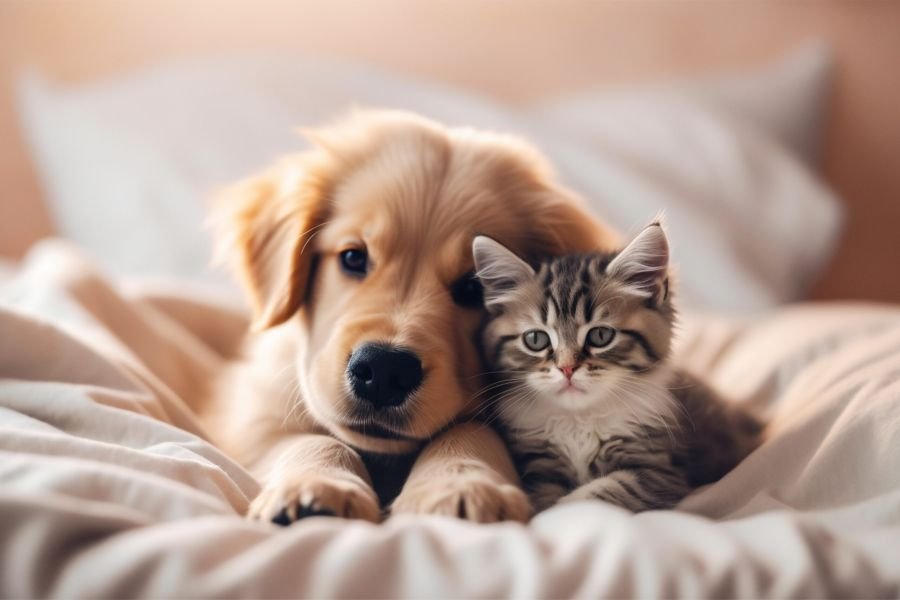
[202, 110, 616, 524]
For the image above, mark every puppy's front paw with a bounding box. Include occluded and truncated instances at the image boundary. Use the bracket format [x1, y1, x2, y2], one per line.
[248, 471, 380, 525]
[391, 472, 530, 523]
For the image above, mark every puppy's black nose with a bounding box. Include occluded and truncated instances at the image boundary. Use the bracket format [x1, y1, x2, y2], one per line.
[347, 343, 423, 408]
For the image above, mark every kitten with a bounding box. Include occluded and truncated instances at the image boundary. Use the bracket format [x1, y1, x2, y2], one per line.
[472, 222, 762, 514]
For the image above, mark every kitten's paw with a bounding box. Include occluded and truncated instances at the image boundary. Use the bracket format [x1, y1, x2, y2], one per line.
[248, 471, 380, 525]
[391, 472, 531, 523]
[557, 485, 595, 504]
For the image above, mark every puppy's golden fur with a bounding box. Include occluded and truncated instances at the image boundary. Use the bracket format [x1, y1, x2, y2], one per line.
[202, 110, 616, 523]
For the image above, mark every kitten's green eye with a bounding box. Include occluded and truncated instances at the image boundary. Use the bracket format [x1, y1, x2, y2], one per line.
[586, 326, 616, 348]
[523, 330, 551, 351]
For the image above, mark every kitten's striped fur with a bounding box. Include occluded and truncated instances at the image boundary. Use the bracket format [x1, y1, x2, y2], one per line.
[473, 222, 762, 514]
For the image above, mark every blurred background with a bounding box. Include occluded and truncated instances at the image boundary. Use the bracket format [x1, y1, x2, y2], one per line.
[1, 0, 899, 308]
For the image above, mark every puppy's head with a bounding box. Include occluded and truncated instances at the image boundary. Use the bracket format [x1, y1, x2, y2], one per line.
[217, 110, 616, 453]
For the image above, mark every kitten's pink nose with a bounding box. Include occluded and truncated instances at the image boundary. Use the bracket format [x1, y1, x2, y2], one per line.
[560, 366, 575, 380]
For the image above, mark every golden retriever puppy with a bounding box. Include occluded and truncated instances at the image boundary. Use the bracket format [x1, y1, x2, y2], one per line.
[202, 110, 616, 524]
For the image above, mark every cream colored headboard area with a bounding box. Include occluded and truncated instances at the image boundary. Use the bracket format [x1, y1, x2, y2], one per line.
[1, 0, 899, 301]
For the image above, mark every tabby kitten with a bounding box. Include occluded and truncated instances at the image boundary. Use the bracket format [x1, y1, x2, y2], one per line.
[472, 222, 762, 514]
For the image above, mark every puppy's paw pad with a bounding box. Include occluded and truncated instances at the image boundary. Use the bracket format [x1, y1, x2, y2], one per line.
[248, 472, 380, 525]
[271, 505, 337, 526]
[391, 473, 531, 523]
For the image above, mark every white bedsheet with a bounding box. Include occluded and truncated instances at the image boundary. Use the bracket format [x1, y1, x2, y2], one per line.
[2, 241, 900, 598]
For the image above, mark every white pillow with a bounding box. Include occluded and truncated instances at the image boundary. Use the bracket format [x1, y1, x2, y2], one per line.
[16, 48, 841, 311]
[536, 43, 832, 166]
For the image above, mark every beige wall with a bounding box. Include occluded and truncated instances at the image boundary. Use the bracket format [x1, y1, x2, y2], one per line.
[2, 0, 899, 301]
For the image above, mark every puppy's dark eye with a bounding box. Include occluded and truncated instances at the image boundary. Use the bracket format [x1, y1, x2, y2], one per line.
[523, 329, 551, 351]
[340, 249, 368, 276]
[451, 272, 483, 308]
[586, 326, 616, 348]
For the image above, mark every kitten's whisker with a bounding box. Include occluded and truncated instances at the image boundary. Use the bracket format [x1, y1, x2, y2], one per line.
[479, 387, 540, 430]
[469, 383, 531, 422]
[465, 369, 528, 381]
[614, 378, 679, 444]
[619, 373, 692, 430]
[470, 378, 527, 403]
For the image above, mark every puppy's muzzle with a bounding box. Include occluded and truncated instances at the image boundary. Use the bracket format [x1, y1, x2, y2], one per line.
[347, 343, 423, 409]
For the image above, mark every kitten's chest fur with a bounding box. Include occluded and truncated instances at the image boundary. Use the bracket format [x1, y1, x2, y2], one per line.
[503, 368, 763, 507]
[504, 368, 679, 487]
[538, 411, 648, 485]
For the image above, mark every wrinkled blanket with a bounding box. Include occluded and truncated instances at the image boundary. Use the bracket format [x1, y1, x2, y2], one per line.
[2, 241, 900, 598]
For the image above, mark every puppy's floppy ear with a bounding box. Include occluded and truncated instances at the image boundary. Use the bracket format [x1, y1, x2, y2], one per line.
[214, 153, 333, 330]
[472, 236, 535, 312]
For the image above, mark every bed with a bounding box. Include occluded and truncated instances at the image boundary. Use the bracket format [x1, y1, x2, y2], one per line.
[3, 241, 900, 597]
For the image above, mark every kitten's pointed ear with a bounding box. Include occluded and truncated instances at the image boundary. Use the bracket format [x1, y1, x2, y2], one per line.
[473, 236, 535, 310]
[607, 222, 670, 300]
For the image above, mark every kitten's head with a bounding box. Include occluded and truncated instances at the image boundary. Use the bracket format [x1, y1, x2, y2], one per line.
[473, 222, 675, 413]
